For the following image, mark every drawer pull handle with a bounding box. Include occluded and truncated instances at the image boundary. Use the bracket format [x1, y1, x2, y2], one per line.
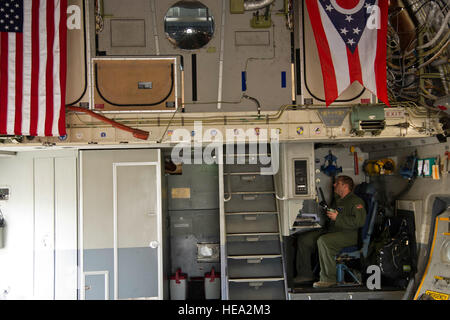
[247, 258, 262, 264]
[249, 282, 263, 288]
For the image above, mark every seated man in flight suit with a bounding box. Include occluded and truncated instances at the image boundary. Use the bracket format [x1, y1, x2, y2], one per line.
[294, 175, 366, 288]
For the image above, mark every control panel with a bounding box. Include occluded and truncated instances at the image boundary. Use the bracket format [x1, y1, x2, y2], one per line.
[294, 159, 308, 195]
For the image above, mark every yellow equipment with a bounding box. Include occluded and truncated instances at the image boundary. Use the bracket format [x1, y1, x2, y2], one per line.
[363, 159, 396, 176]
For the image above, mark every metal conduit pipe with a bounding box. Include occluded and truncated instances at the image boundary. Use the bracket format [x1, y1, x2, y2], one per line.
[389, 0, 416, 52]
[69, 101, 429, 130]
[244, 0, 274, 11]
[416, 10, 450, 50]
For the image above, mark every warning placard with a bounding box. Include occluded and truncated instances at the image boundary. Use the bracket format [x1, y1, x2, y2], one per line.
[171, 188, 191, 199]
[425, 290, 449, 300]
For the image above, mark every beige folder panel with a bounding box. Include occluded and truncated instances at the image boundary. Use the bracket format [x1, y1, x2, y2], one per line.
[92, 58, 178, 112]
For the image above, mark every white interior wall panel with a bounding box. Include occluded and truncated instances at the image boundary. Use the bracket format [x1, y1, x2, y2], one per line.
[33, 158, 56, 299]
[0, 154, 35, 299]
[0, 151, 78, 300]
[54, 157, 78, 300]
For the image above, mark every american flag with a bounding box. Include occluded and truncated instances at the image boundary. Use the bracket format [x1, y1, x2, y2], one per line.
[305, 0, 390, 106]
[0, 0, 67, 137]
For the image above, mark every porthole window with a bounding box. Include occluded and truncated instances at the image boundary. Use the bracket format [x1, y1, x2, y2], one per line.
[164, 1, 214, 50]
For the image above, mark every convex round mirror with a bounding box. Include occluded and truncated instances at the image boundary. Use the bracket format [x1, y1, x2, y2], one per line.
[164, 1, 214, 50]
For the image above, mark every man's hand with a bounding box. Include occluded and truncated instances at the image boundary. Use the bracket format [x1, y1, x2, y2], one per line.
[326, 209, 338, 221]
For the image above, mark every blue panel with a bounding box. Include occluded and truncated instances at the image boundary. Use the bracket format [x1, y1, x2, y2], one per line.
[281, 71, 286, 88]
[118, 247, 158, 299]
[85, 274, 106, 300]
[83, 248, 114, 300]
[84, 247, 158, 300]
[241, 71, 247, 91]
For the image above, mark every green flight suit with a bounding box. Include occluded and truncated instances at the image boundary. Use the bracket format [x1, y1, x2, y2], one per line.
[296, 192, 366, 282]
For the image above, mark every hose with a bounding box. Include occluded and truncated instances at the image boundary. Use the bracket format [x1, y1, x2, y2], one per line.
[242, 94, 261, 118]
[66, 106, 149, 140]
[244, 0, 274, 11]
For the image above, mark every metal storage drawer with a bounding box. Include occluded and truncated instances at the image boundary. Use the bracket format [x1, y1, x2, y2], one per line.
[225, 174, 274, 192]
[224, 163, 272, 174]
[225, 194, 277, 213]
[227, 256, 283, 278]
[228, 281, 285, 300]
[226, 214, 278, 234]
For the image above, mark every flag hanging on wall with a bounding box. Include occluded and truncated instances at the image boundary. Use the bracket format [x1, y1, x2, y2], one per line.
[0, 0, 67, 137]
[305, 0, 390, 106]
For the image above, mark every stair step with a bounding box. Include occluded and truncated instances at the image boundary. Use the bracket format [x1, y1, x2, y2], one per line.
[295, 217, 317, 222]
[224, 172, 275, 176]
[228, 277, 284, 283]
[224, 172, 261, 175]
[226, 211, 278, 215]
[291, 224, 322, 230]
[228, 254, 282, 260]
[227, 191, 275, 195]
[227, 232, 279, 237]
[224, 154, 271, 157]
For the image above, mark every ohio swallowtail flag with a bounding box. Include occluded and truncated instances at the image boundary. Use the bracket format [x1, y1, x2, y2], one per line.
[305, 0, 390, 106]
[0, 0, 67, 137]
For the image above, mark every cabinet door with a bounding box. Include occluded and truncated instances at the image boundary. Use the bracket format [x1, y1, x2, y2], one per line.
[81, 149, 162, 300]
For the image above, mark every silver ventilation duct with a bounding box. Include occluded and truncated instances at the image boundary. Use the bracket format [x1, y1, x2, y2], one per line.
[244, 0, 274, 11]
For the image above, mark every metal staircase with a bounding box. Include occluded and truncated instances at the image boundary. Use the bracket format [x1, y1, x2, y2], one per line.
[222, 145, 288, 300]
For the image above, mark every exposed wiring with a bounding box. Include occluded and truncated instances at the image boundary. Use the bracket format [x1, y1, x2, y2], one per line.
[387, 1, 449, 110]
[242, 94, 261, 119]
[416, 39, 450, 69]
[243, 23, 276, 75]
[157, 103, 182, 143]
[416, 9, 450, 50]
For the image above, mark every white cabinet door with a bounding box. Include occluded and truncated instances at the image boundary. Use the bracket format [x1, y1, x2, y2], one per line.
[80, 149, 162, 300]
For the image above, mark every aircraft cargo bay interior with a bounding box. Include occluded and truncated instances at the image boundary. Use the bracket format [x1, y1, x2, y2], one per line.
[0, 0, 449, 301]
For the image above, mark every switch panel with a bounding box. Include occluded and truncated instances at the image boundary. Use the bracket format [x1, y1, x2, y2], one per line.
[294, 160, 308, 195]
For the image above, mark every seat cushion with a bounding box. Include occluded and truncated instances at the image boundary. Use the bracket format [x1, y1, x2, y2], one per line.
[339, 246, 358, 254]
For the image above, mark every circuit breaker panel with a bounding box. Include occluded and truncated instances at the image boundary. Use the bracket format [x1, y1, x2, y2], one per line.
[293, 159, 309, 196]
[277, 143, 315, 200]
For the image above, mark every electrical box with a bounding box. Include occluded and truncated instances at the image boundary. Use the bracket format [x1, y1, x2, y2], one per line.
[350, 105, 386, 134]
[293, 159, 308, 195]
[277, 143, 315, 199]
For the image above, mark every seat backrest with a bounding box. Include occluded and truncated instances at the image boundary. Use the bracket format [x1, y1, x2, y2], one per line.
[353, 183, 378, 257]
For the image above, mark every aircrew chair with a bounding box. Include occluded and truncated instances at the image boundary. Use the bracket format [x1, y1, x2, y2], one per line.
[335, 183, 378, 285]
